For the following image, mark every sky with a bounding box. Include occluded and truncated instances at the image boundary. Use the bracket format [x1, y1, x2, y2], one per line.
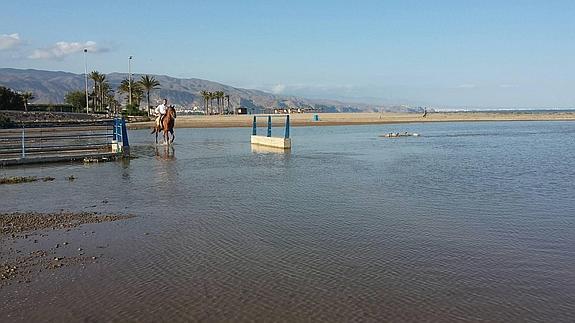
[1, 0, 574, 108]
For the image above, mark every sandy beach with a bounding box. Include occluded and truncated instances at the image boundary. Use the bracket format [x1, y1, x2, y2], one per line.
[127, 111, 575, 129]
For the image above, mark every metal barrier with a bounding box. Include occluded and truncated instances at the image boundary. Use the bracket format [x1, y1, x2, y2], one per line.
[0, 117, 129, 166]
[251, 115, 291, 149]
[252, 115, 290, 139]
[112, 118, 130, 156]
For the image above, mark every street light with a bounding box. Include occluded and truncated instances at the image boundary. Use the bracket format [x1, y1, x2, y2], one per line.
[84, 49, 88, 114]
[128, 56, 132, 106]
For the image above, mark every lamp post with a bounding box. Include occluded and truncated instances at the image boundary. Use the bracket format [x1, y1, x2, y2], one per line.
[128, 56, 132, 106]
[84, 49, 88, 114]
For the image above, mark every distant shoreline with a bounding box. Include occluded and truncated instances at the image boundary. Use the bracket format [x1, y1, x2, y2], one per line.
[127, 111, 575, 129]
[3, 110, 574, 130]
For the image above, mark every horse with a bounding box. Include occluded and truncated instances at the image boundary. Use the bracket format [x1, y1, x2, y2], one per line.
[151, 106, 176, 144]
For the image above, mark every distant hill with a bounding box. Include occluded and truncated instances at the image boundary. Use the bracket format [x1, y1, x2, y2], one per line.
[0, 68, 424, 113]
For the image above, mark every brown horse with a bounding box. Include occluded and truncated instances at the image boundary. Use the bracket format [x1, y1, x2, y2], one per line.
[151, 106, 176, 144]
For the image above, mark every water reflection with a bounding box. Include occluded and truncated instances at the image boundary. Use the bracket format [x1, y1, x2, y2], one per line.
[155, 145, 175, 160]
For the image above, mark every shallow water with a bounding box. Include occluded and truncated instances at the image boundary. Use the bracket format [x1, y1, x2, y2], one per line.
[1, 121, 574, 322]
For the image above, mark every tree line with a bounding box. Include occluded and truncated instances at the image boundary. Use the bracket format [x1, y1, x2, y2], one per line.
[65, 72, 161, 116]
[0, 86, 34, 111]
[200, 90, 231, 115]
[1, 75, 233, 116]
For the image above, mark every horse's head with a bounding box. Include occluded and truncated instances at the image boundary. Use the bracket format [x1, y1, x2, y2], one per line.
[167, 105, 176, 119]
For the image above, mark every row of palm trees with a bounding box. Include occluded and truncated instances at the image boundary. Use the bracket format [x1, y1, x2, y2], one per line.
[88, 71, 114, 112]
[88, 71, 161, 115]
[200, 90, 231, 115]
[23, 73, 237, 116]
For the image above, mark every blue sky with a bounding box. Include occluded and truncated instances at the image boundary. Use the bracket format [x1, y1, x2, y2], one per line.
[1, 0, 574, 108]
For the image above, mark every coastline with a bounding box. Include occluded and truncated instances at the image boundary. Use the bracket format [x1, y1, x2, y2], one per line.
[127, 111, 575, 129]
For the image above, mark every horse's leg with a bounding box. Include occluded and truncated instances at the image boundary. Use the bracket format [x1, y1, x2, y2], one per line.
[170, 129, 175, 144]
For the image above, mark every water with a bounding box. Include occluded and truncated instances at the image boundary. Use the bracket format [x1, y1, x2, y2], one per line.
[1, 121, 574, 322]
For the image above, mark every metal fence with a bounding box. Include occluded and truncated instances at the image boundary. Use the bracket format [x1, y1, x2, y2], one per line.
[0, 118, 129, 166]
[252, 115, 290, 139]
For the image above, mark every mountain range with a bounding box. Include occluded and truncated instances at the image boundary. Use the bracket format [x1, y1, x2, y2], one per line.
[0, 68, 424, 113]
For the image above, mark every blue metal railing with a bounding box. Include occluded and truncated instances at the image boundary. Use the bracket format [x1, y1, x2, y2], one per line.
[252, 115, 290, 139]
[0, 118, 130, 162]
[113, 117, 130, 156]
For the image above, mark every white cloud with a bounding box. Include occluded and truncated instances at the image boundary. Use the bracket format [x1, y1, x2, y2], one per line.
[28, 40, 108, 60]
[0, 33, 22, 50]
[271, 84, 286, 94]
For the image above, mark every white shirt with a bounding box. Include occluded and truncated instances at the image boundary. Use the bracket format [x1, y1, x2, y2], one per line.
[155, 103, 167, 115]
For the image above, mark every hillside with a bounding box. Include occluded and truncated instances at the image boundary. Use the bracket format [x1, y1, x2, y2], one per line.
[0, 68, 424, 113]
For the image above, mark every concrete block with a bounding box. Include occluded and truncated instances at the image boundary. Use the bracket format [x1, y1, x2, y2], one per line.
[251, 135, 291, 149]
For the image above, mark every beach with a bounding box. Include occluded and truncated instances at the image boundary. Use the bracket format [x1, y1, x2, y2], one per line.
[128, 111, 575, 129]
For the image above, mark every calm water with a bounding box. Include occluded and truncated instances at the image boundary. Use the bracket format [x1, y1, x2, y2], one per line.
[1, 121, 574, 322]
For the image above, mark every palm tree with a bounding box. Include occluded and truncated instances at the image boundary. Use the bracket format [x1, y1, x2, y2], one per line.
[100, 81, 113, 112]
[200, 90, 209, 114]
[215, 91, 220, 114]
[107, 96, 119, 114]
[225, 94, 230, 114]
[21, 91, 34, 112]
[118, 79, 130, 95]
[118, 78, 143, 107]
[209, 92, 216, 115]
[216, 91, 224, 114]
[140, 75, 161, 116]
[132, 85, 144, 107]
[98, 74, 108, 112]
[89, 71, 105, 112]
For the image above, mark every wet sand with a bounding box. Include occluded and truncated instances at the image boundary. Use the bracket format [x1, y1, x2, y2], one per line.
[128, 111, 575, 129]
[0, 211, 133, 286]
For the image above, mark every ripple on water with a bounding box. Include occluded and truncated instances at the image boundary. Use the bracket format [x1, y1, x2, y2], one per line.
[1, 122, 575, 322]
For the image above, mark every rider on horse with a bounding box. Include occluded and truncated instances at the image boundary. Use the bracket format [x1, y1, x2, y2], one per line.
[155, 98, 168, 130]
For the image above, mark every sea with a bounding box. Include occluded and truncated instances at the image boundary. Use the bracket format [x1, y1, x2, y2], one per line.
[1, 121, 574, 322]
